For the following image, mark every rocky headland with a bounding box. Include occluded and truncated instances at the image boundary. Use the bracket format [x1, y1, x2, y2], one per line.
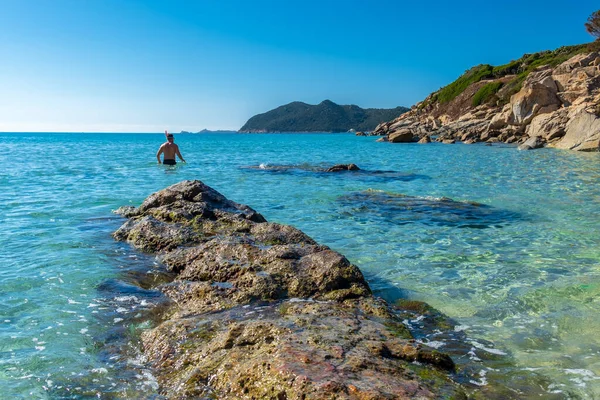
[112, 180, 474, 399]
[240, 100, 409, 133]
[372, 45, 600, 151]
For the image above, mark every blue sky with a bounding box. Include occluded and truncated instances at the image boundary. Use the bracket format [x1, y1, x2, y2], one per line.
[0, 0, 597, 132]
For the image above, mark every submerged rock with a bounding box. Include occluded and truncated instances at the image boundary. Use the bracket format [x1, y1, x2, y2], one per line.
[325, 163, 361, 172]
[113, 180, 467, 399]
[241, 163, 430, 183]
[338, 190, 525, 229]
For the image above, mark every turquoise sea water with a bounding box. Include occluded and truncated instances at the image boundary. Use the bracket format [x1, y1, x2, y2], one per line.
[1, 132, 599, 399]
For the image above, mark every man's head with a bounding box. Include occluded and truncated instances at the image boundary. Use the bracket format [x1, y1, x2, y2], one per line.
[167, 134, 174, 142]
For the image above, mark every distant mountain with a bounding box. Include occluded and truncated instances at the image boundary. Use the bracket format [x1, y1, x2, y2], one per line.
[239, 100, 409, 133]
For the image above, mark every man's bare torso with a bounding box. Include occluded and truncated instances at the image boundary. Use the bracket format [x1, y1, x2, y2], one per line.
[160, 142, 179, 160]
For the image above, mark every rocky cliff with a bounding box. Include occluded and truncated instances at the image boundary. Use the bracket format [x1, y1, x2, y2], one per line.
[373, 45, 600, 151]
[240, 100, 409, 133]
[112, 180, 474, 399]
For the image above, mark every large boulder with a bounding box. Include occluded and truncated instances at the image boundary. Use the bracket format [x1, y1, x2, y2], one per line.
[112, 181, 468, 399]
[552, 109, 600, 151]
[525, 108, 568, 141]
[518, 136, 545, 151]
[388, 128, 414, 143]
[510, 82, 562, 125]
[141, 296, 461, 399]
[552, 52, 600, 104]
[488, 104, 514, 130]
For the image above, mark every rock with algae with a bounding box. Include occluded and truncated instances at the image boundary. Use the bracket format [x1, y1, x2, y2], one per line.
[113, 180, 467, 399]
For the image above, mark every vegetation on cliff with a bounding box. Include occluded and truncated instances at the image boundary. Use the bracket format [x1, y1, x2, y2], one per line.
[239, 100, 409, 132]
[373, 9, 600, 152]
[471, 81, 504, 107]
[429, 43, 590, 108]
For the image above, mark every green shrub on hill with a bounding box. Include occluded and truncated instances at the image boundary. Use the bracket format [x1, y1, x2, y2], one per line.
[503, 44, 589, 98]
[471, 81, 504, 107]
[491, 60, 521, 77]
[434, 43, 590, 106]
[436, 64, 494, 104]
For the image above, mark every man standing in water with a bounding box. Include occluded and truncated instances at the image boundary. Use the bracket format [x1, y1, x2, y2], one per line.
[157, 131, 186, 165]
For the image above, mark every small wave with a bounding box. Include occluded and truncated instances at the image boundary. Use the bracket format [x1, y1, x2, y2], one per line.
[418, 340, 445, 349]
[564, 369, 598, 378]
[115, 295, 140, 303]
[470, 340, 507, 355]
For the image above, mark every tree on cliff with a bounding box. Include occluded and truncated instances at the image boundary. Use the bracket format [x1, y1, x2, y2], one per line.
[585, 10, 600, 40]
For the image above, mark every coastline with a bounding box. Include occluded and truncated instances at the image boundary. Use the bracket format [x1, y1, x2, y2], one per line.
[371, 49, 600, 152]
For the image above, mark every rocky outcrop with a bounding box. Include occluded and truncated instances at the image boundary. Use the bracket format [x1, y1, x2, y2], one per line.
[518, 136, 545, 151]
[372, 49, 600, 151]
[325, 163, 361, 172]
[510, 74, 562, 125]
[553, 106, 600, 150]
[113, 181, 468, 399]
[389, 128, 413, 143]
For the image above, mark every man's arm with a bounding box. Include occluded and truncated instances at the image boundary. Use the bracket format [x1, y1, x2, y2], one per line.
[156, 144, 164, 164]
[175, 145, 186, 163]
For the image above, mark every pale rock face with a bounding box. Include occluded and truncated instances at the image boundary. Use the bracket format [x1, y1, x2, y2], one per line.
[426, 116, 442, 129]
[552, 110, 600, 151]
[389, 118, 413, 131]
[525, 109, 568, 140]
[553, 52, 600, 75]
[538, 76, 558, 92]
[553, 53, 600, 101]
[438, 114, 451, 125]
[488, 104, 513, 129]
[552, 73, 571, 92]
[458, 111, 476, 121]
[523, 68, 553, 87]
[518, 136, 545, 150]
[511, 82, 562, 125]
[388, 128, 413, 143]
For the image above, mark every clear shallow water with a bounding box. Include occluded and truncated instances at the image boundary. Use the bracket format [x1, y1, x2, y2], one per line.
[1, 132, 599, 398]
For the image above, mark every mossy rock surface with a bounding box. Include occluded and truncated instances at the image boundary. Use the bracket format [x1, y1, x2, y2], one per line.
[113, 181, 473, 398]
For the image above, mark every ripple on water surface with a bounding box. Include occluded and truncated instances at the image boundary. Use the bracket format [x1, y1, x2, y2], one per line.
[1, 133, 600, 398]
